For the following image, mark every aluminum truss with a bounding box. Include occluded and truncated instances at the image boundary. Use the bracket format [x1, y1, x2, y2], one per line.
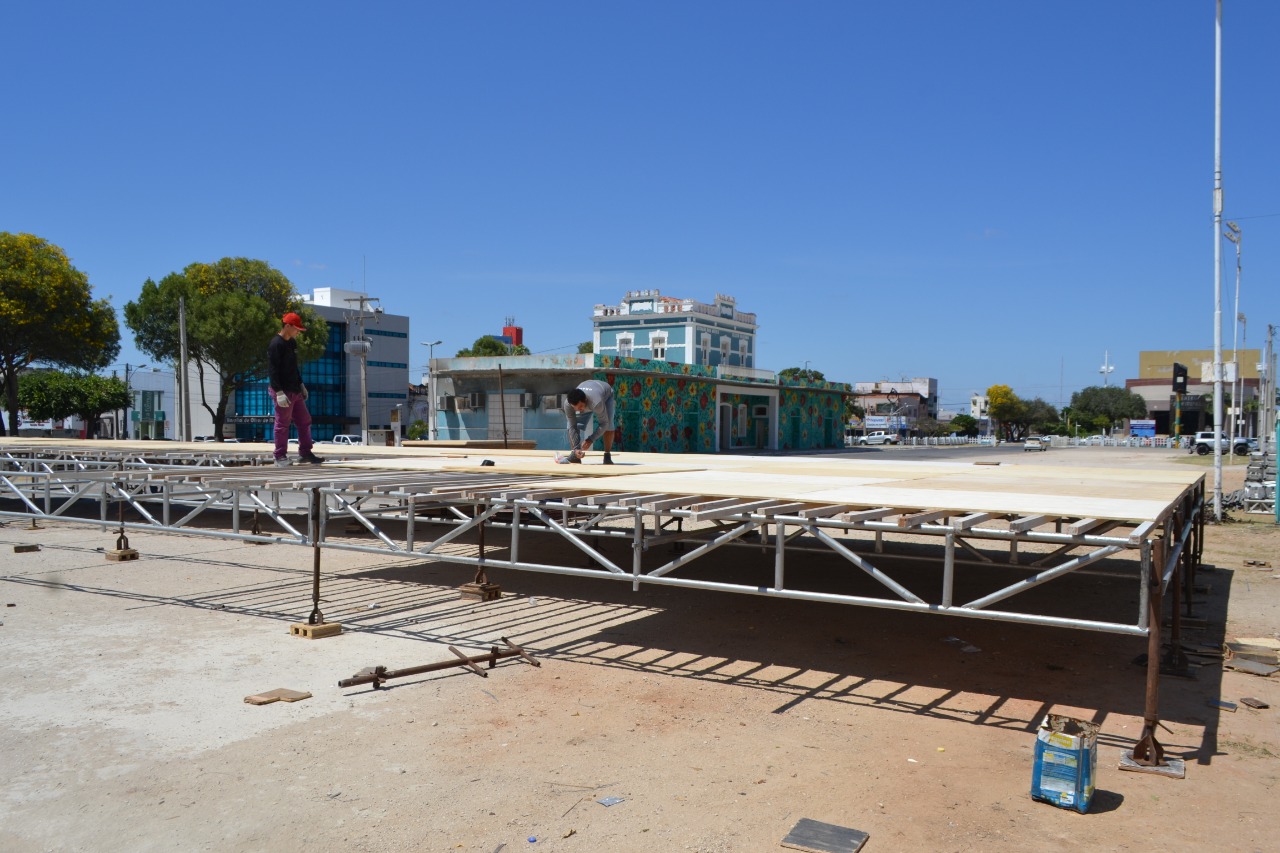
[0, 445, 1204, 771]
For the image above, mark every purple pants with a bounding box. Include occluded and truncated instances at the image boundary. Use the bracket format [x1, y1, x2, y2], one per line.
[271, 387, 313, 458]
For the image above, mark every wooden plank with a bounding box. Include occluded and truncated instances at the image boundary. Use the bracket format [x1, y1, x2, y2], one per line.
[1067, 518, 1102, 536]
[644, 495, 710, 512]
[1128, 521, 1157, 544]
[584, 492, 649, 506]
[898, 509, 950, 528]
[835, 507, 897, 523]
[756, 502, 811, 517]
[951, 512, 992, 530]
[689, 499, 782, 522]
[1009, 514, 1051, 533]
[798, 504, 861, 519]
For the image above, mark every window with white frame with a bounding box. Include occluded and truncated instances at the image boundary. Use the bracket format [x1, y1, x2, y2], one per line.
[650, 334, 667, 360]
[738, 339, 748, 365]
[618, 335, 633, 358]
[700, 333, 710, 364]
[719, 337, 730, 363]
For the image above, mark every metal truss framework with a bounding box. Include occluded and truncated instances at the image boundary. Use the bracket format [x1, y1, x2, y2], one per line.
[0, 444, 1204, 770]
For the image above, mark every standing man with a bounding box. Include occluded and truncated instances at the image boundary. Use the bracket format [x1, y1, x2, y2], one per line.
[560, 379, 615, 464]
[267, 312, 323, 467]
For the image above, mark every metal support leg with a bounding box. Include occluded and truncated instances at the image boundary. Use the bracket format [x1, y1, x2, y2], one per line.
[308, 488, 324, 625]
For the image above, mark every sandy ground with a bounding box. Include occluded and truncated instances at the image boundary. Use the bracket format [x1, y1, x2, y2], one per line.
[0, 447, 1276, 852]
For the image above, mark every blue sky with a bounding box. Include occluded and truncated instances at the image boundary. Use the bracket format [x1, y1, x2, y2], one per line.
[5, 1, 1278, 412]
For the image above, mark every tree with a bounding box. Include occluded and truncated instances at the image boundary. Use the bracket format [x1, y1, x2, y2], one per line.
[405, 419, 429, 440]
[1069, 385, 1147, 431]
[1023, 398, 1060, 435]
[779, 366, 826, 383]
[949, 414, 979, 437]
[124, 258, 326, 436]
[985, 384, 1023, 440]
[577, 340, 594, 354]
[18, 370, 129, 438]
[0, 233, 121, 434]
[456, 336, 529, 357]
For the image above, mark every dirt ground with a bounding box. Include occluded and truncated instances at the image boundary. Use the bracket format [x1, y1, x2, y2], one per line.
[1, 448, 1276, 852]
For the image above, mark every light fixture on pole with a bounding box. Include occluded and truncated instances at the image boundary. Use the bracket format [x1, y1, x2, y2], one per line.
[343, 295, 380, 445]
[421, 339, 442, 441]
[123, 363, 147, 439]
[1225, 221, 1241, 451]
[1098, 350, 1114, 387]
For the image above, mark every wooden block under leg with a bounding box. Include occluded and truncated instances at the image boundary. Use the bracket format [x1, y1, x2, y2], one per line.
[458, 582, 502, 601]
[290, 622, 343, 639]
[105, 548, 139, 561]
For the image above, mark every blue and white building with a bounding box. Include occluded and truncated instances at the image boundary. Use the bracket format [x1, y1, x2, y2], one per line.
[592, 290, 758, 370]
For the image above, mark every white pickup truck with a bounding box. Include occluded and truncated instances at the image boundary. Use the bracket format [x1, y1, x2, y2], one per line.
[857, 431, 900, 446]
[328, 434, 363, 446]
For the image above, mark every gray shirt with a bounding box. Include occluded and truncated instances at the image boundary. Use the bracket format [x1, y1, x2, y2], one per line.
[562, 380, 615, 451]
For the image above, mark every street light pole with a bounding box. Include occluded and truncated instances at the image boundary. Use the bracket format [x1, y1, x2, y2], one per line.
[1098, 350, 1114, 387]
[421, 340, 442, 441]
[1225, 222, 1241, 451]
[1211, 0, 1225, 520]
[122, 363, 147, 439]
[343, 296, 380, 445]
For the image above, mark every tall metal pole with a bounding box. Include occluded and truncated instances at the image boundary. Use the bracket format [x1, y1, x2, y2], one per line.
[422, 339, 441, 441]
[1224, 222, 1240, 452]
[342, 295, 379, 445]
[1211, 0, 1224, 521]
[179, 297, 193, 442]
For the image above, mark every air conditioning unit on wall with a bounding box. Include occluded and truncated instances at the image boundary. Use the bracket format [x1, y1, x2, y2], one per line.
[520, 392, 536, 408]
[540, 394, 563, 410]
[752, 405, 769, 418]
[469, 391, 486, 409]
[437, 395, 453, 411]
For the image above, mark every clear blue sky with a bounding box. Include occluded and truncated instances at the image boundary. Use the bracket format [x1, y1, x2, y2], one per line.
[5, 1, 1278, 412]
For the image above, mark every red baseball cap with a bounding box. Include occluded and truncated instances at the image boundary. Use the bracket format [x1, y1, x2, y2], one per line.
[282, 312, 306, 331]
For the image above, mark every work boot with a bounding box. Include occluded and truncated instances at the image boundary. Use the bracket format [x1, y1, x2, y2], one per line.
[603, 452, 614, 465]
[300, 452, 325, 464]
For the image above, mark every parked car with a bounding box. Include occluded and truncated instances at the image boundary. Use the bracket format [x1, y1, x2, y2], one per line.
[856, 431, 899, 446]
[329, 434, 363, 446]
[193, 436, 215, 442]
[1080, 435, 1108, 446]
[1023, 438, 1047, 452]
[1189, 431, 1254, 456]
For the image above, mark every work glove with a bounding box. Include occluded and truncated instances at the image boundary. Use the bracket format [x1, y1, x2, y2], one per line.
[275, 391, 289, 408]
[301, 384, 309, 401]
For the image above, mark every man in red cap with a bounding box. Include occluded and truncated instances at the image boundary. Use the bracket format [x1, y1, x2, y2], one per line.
[267, 312, 322, 466]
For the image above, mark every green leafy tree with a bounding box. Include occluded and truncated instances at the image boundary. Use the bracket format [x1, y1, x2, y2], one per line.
[0, 233, 121, 434]
[124, 258, 326, 436]
[406, 419, 429, 440]
[1069, 386, 1147, 432]
[577, 340, 594, 354]
[1023, 398, 1060, 435]
[949, 414, 979, 437]
[779, 366, 826, 384]
[985, 384, 1023, 440]
[456, 335, 528, 357]
[18, 370, 129, 438]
